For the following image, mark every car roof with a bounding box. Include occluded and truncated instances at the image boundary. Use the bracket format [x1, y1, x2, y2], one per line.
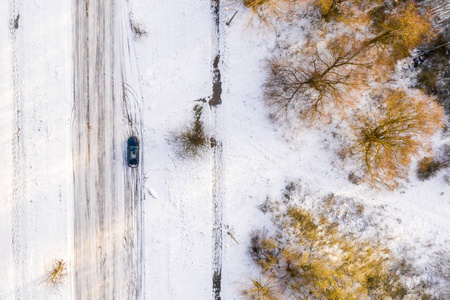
[128, 136, 139, 146]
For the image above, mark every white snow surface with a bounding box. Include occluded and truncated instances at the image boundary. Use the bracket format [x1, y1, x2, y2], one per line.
[130, 1, 450, 299]
[0, 0, 73, 299]
[0, 0, 448, 299]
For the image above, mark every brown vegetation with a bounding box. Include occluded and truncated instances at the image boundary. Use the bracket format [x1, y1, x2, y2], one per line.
[417, 156, 444, 181]
[45, 259, 67, 285]
[414, 31, 450, 115]
[130, 20, 147, 39]
[265, 35, 372, 122]
[314, 0, 374, 23]
[257, 0, 440, 189]
[173, 104, 209, 158]
[366, 2, 433, 60]
[351, 90, 444, 188]
[243, 194, 415, 299]
[241, 275, 280, 300]
[237, 0, 299, 25]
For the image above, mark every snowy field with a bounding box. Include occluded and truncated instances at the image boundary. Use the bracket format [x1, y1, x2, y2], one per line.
[0, 0, 72, 299]
[0, 0, 449, 299]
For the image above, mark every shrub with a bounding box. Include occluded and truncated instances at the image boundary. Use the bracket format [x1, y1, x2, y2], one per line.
[245, 198, 410, 299]
[414, 31, 450, 115]
[444, 172, 450, 186]
[241, 275, 281, 300]
[45, 259, 67, 285]
[348, 172, 361, 185]
[366, 2, 433, 60]
[417, 69, 438, 94]
[249, 230, 280, 272]
[173, 104, 208, 158]
[315, 0, 344, 21]
[351, 89, 444, 188]
[417, 157, 443, 181]
[130, 20, 147, 39]
[237, 0, 298, 26]
[243, 0, 269, 7]
[314, 0, 383, 23]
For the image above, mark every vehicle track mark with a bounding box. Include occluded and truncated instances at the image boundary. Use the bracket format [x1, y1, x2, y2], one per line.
[9, 0, 23, 298]
[210, 0, 224, 299]
[212, 138, 224, 300]
[72, 0, 143, 298]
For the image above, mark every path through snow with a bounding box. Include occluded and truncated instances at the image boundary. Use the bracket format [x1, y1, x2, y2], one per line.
[72, 0, 142, 298]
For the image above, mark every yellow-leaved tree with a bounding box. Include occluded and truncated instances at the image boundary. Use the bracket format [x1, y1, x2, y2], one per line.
[237, 0, 301, 26]
[351, 89, 444, 189]
[366, 2, 433, 60]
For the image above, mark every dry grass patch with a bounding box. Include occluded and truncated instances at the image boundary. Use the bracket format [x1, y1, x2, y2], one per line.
[45, 259, 67, 285]
[173, 104, 209, 158]
[235, 0, 300, 26]
[245, 200, 411, 299]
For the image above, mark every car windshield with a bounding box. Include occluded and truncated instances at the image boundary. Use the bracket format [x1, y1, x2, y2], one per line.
[129, 146, 138, 151]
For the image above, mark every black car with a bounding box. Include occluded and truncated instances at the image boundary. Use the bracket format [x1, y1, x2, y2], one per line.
[127, 136, 139, 168]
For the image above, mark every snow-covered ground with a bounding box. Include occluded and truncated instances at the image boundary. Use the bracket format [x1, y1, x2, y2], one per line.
[0, 0, 448, 299]
[130, 0, 450, 298]
[129, 0, 216, 298]
[0, 0, 72, 299]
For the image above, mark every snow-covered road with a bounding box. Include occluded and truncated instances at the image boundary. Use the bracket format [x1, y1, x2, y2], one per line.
[72, 0, 142, 299]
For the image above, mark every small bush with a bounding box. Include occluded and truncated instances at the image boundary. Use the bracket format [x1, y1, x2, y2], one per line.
[314, 0, 368, 23]
[366, 2, 433, 60]
[414, 31, 450, 115]
[241, 275, 280, 300]
[249, 230, 280, 272]
[417, 69, 438, 94]
[444, 172, 450, 186]
[417, 157, 443, 181]
[348, 172, 362, 185]
[130, 21, 147, 39]
[237, 0, 297, 26]
[173, 104, 208, 158]
[243, 0, 269, 7]
[315, 0, 388, 24]
[316, 0, 343, 21]
[45, 259, 67, 285]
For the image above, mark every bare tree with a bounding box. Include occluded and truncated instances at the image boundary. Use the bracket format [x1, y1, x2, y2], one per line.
[366, 2, 433, 60]
[265, 35, 372, 122]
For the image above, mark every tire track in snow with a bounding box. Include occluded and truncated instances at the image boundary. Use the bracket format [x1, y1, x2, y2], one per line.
[9, 0, 23, 298]
[72, 0, 142, 298]
[211, 0, 224, 299]
[211, 138, 224, 300]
